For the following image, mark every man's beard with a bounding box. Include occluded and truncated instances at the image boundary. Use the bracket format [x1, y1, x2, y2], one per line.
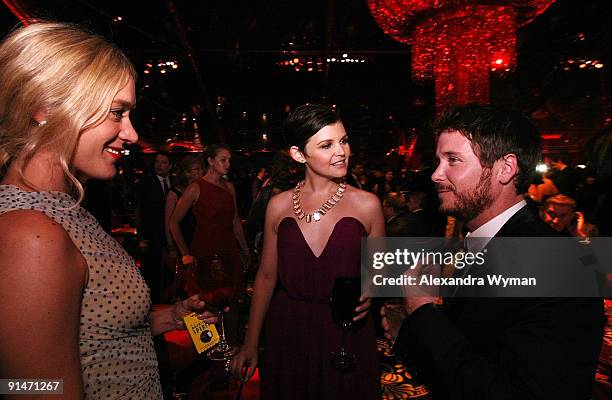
[437, 168, 494, 222]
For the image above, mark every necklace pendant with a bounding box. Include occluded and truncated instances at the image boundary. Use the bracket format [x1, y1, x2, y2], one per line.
[312, 212, 321, 221]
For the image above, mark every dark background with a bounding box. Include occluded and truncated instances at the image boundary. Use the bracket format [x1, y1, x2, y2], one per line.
[1, 0, 610, 163]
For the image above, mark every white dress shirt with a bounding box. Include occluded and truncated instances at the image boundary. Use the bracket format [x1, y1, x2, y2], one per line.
[465, 199, 526, 251]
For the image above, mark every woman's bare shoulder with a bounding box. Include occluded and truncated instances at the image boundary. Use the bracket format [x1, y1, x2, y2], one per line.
[345, 185, 380, 208]
[0, 209, 87, 281]
[265, 189, 293, 228]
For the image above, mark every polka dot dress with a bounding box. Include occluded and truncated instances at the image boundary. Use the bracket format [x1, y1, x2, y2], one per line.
[0, 185, 162, 399]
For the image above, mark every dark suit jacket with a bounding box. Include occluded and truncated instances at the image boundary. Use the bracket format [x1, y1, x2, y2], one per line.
[393, 206, 605, 399]
[345, 173, 362, 190]
[405, 209, 435, 237]
[136, 175, 167, 247]
[386, 212, 410, 237]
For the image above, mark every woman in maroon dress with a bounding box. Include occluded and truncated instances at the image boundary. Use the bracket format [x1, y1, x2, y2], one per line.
[169, 144, 249, 342]
[231, 105, 384, 399]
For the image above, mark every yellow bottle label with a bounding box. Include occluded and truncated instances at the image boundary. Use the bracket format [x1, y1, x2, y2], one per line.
[183, 312, 220, 354]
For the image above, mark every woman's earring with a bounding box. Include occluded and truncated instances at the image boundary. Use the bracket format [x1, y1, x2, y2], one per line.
[37, 120, 47, 127]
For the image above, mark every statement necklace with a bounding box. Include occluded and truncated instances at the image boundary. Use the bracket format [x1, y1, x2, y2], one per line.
[293, 180, 347, 223]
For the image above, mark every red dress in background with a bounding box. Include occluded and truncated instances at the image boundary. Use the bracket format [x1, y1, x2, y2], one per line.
[189, 179, 242, 300]
[261, 216, 380, 399]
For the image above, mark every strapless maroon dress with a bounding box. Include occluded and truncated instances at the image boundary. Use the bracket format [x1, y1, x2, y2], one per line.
[261, 217, 380, 399]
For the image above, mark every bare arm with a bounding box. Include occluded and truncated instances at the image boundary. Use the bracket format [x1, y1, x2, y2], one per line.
[227, 182, 249, 253]
[169, 182, 199, 261]
[364, 192, 386, 238]
[164, 191, 179, 250]
[0, 210, 87, 400]
[230, 194, 283, 380]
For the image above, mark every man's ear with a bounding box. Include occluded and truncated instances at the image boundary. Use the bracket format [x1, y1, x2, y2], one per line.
[498, 153, 518, 185]
[289, 146, 306, 163]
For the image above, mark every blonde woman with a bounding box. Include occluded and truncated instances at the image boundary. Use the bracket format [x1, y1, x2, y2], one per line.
[0, 22, 217, 399]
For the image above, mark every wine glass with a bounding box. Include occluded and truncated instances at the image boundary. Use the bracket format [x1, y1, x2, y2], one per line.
[197, 254, 238, 363]
[330, 277, 361, 371]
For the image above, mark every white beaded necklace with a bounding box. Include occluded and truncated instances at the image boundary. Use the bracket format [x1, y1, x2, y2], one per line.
[292, 180, 347, 223]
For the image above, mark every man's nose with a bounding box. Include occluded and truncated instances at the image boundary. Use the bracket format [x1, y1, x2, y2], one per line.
[431, 164, 444, 182]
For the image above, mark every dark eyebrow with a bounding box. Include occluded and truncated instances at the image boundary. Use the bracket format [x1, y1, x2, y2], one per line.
[315, 135, 348, 146]
[441, 151, 462, 157]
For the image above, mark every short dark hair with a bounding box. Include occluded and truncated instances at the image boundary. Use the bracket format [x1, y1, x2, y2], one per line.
[283, 104, 341, 154]
[433, 104, 541, 194]
[408, 191, 428, 208]
[383, 192, 407, 213]
[156, 151, 171, 161]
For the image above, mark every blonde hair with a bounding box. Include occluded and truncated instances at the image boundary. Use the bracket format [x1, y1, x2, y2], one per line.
[0, 21, 136, 202]
[545, 194, 576, 209]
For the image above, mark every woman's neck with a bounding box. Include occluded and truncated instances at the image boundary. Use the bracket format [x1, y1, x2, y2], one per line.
[203, 169, 223, 185]
[2, 152, 69, 193]
[301, 171, 341, 194]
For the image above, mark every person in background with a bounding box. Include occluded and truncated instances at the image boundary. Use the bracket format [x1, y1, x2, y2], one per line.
[231, 104, 381, 399]
[541, 194, 598, 239]
[169, 144, 249, 346]
[527, 170, 558, 204]
[164, 155, 204, 300]
[0, 21, 218, 399]
[251, 166, 269, 204]
[382, 192, 410, 237]
[405, 190, 434, 237]
[575, 169, 602, 224]
[550, 153, 578, 198]
[345, 162, 366, 190]
[136, 151, 173, 303]
[246, 150, 300, 255]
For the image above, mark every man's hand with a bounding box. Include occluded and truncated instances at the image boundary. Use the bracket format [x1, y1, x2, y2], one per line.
[402, 261, 440, 315]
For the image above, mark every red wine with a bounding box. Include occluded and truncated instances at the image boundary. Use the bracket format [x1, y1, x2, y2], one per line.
[331, 277, 361, 330]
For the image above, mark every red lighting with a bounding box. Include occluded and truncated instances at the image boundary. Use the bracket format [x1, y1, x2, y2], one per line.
[368, 1, 555, 112]
[541, 134, 562, 140]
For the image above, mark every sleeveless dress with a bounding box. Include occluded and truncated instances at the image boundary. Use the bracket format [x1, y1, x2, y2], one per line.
[261, 216, 380, 399]
[0, 185, 162, 399]
[189, 179, 242, 290]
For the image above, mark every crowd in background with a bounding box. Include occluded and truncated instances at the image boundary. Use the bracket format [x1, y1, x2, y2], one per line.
[79, 148, 611, 307]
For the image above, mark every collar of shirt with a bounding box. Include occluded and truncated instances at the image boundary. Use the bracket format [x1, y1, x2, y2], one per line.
[465, 199, 526, 251]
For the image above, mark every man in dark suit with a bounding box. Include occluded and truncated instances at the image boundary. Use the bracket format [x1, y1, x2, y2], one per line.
[404, 190, 435, 237]
[383, 192, 410, 237]
[345, 162, 365, 190]
[136, 151, 173, 303]
[381, 105, 604, 399]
